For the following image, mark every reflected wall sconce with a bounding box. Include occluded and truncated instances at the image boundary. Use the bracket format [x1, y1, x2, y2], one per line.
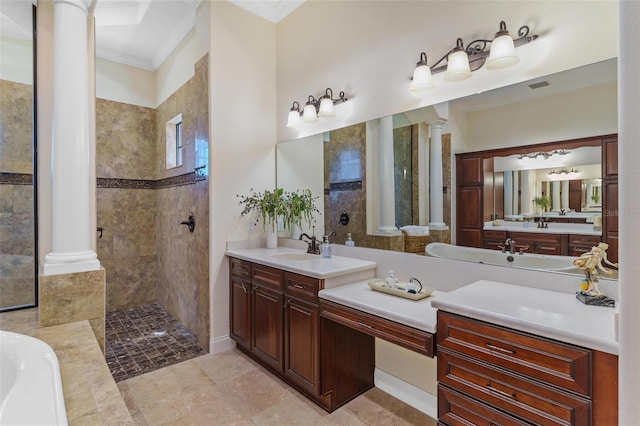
[517, 149, 569, 160]
[410, 20, 538, 92]
[549, 169, 579, 176]
[287, 88, 348, 128]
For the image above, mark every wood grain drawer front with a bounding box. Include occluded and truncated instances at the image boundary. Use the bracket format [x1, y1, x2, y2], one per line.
[284, 272, 321, 302]
[510, 232, 563, 244]
[569, 235, 600, 246]
[320, 300, 435, 357]
[484, 230, 508, 240]
[230, 257, 251, 279]
[252, 263, 283, 289]
[438, 385, 528, 426]
[437, 312, 591, 396]
[438, 349, 591, 425]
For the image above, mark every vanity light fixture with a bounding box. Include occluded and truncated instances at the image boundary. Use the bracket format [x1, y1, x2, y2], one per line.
[410, 20, 538, 91]
[549, 168, 579, 176]
[517, 149, 569, 160]
[286, 88, 348, 128]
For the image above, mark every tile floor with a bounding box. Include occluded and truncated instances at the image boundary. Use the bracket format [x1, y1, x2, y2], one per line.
[106, 303, 206, 382]
[118, 347, 438, 425]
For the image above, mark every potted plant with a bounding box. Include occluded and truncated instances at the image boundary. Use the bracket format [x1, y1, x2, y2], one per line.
[284, 189, 320, 239]
[237, 188, 320, 248]
[238, 188, 287, 248]
[591, 193, 600, 205]
[533, 196, 551, 213]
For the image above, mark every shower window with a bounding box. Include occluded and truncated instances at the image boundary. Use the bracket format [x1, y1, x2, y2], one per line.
[165, 113, 183, 169]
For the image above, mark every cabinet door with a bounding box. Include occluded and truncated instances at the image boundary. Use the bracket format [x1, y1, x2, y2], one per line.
[230, 275, 251, 350]
[284, 296, 320, 396]
[252, 283, 284, 373]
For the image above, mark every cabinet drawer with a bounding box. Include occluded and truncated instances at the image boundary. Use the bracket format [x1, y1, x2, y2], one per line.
[437, 311, 591, 396]
[510, 231, 562, 244]
[229, 257, 251, 279]
[252, 263, 283, 289]
[284, 272, 321, 302]
[438, 349, 591, 425]
[438, 384, 527, 426]
[484, 230, 507, 240]
[569, 234, 600, 246]
[321, 300, 434, 357]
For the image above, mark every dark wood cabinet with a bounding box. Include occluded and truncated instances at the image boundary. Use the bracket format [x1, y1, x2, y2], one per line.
[437, 311, 618, 425]
[482, 230, 507, 251]
[509, 231, 566, 255]
[602, 137, 618, 263]
[229, 258, 374, 413]
[569, 234, 602, 257]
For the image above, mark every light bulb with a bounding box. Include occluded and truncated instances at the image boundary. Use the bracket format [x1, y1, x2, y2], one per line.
[318, 97, 335, 117]
[487, 33, 519, 69]
[445, 49, 472, 81]
[302, 103, 318, 122]
[286, 109, 300, 128]
[410, 64, 434, 91]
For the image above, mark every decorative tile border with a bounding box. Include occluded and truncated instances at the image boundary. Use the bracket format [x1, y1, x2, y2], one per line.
[97, 172, 200, 190]
[0, 173, 33, 185]
[329, 180, 363, 192]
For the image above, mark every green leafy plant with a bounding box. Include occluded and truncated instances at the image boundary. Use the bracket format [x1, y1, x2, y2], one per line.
[533, 196, 551, 211]
[237, 188, 287, 230]
[591, 194, 600, 204]
[237, 188, 320, 231]
[284, 189, 320, 230]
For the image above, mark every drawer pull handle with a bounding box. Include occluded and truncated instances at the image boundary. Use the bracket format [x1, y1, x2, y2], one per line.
[292, 283, 305, 289]
[486, 343, 515, 355]
[358, 321, 374, 330]
[284, 299, 291, 309]
[486, 383, 517, 399]
[241, 283, 248, 293]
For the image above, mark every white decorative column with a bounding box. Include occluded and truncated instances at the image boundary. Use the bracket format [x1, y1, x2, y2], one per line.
[428, 120, 448, 229]
[504, 171, 513, 216]
[376, 115, 398, 233]
[585, 183, 593, 206]
[551, 181, 561, 211]
[512, 170, 519, 215]
[43, 0, 100, 275]
[561, 180, 570, 210]
[520, 170, 532, 215]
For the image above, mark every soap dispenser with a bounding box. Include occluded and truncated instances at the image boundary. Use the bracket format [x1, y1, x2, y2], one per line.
[321, 235, 332, 258]
[345, 233, 355, 247]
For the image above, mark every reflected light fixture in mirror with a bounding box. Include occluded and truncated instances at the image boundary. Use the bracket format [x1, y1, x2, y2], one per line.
[410, 20, 538, 91]
[286, 88, 348, 128]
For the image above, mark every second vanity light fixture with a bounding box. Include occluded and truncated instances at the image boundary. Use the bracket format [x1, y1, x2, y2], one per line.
[410, 21, 539, 91]
[287, 88, 348, 128]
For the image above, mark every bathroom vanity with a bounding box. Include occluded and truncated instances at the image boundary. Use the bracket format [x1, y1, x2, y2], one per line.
[432, 280, 618, 425]
[483, 226, 601, 256]
[226, 247, 438, 412]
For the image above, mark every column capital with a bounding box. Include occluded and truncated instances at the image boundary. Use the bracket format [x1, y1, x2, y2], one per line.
[54, 0, 91, 14]
[428, 119, 447, 128]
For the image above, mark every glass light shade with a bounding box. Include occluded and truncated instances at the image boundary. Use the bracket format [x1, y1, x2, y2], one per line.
[486, 34, 519, 69]
[444, 49, 472, 81]
[410, 64, 434, 91]
[302, 103, 318, 122]
[286, 109, 300, 128]
[318, 97, 335, 117]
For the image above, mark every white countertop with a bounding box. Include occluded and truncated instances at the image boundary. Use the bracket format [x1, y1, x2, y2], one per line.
[484, 221, 601, 236]
[319, 281, 440, 333]
[430, 280, 618, 355]
[225, 247, 376, 280]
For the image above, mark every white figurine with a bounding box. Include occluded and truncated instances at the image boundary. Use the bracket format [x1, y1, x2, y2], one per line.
[572, 242, 618, 295]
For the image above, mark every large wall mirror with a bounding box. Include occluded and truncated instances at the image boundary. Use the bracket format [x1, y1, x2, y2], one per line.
[276, 58, 617, 278]
[0, 1, 38, 310]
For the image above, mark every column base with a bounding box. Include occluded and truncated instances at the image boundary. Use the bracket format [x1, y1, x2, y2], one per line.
[43, 250, 101, 276]
[375, 227, 402, 236]
[427, 222, 449, 231]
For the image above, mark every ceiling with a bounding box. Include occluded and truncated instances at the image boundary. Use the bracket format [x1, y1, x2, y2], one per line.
[94, 0, 304, 71]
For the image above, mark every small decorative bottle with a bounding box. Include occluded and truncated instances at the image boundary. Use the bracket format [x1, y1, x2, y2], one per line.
[345, 233, 355, 247]
[385, 270, 398, 289]
[321, 236, 332, 258]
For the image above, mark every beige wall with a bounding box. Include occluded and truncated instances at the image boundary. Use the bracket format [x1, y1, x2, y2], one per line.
[96, 59, 156, 108]
[209, 1, 277, 347]
[0, 35, 33, 84]
[276, 1, 618, 143]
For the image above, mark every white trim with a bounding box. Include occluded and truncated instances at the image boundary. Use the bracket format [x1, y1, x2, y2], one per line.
[374, 368, 437, 420]
[210, 335, 234, 354]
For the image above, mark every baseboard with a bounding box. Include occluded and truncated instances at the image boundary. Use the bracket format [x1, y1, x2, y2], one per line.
[210, 335, 234, 354]
[374, 368, 437, 420]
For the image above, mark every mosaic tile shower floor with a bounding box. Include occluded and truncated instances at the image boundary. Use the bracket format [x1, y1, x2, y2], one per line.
[105, 303, 206, 382]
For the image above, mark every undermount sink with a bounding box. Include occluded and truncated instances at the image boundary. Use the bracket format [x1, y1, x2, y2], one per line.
[270, 252, 316, 261]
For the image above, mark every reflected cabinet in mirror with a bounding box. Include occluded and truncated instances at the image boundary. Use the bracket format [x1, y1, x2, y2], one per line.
[277, 59, 618, 277]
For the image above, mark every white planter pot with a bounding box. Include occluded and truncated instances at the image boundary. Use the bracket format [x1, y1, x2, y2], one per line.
[291, 224, 302, 240]
[266, 225, 278, 249]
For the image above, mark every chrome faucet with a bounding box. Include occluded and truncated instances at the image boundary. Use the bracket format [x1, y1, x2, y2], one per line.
[505, 238, 516, 254]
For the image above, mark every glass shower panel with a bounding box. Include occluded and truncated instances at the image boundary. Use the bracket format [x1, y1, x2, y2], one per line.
[0, 2, 37, 311]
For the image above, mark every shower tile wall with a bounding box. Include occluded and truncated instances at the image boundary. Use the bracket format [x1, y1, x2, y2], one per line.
[0, 79, 35, 309]
[96, 99, 158, 312]
[154, 55, 209, 351]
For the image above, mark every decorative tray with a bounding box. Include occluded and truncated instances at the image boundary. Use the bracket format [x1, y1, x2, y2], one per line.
[367, 280, 433, 301]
